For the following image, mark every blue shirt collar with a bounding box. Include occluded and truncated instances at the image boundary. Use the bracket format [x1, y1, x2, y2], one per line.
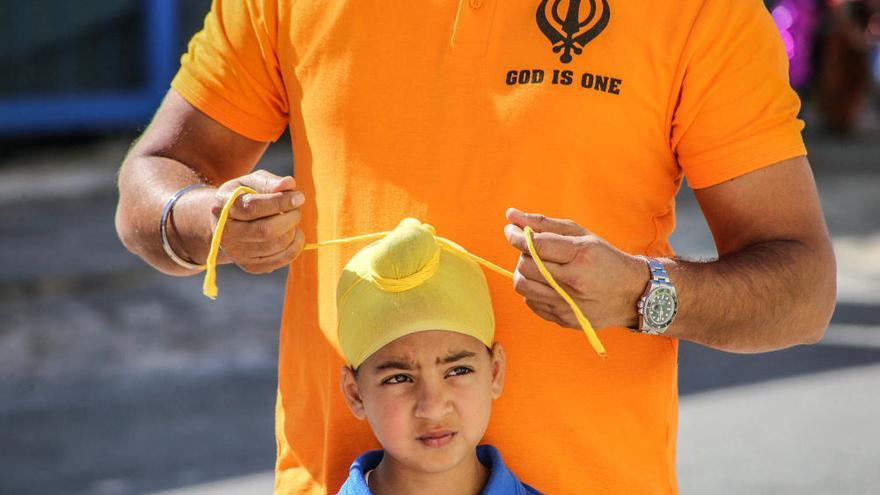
[337, 444, 541, 495]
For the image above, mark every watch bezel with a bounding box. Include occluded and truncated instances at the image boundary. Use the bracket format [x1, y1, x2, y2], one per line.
[641, 284, 677, 330]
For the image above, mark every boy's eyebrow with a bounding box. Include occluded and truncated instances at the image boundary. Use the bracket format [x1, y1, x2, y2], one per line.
[372, 350, 477, 371]
[438, 350, 477, 364]
[374, 358, 416, 372]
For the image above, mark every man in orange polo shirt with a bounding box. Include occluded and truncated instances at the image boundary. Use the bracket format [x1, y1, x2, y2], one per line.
[115, 0, 836, 493]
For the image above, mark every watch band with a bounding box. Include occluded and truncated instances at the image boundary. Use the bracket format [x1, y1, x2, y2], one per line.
[646, 257, 671, 286]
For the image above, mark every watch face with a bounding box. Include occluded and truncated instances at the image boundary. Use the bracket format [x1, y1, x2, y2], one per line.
[646, 287, 676, 327]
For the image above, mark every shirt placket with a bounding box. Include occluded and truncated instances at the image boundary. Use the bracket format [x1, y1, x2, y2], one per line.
[451, 0, 498, 56]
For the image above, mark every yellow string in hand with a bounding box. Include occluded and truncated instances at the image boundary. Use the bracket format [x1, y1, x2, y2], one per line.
[523, 226, 606, 356]
[201, 205, 606, 356]
[203, 185, 257, 299]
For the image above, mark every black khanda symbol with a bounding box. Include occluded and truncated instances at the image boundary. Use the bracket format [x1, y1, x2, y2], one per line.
[536, 0, 611, 63]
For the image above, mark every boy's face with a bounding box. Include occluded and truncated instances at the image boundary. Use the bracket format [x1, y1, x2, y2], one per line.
[340, 330, 505, 474]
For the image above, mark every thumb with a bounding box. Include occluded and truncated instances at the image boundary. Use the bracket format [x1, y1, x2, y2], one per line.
[235, 170, 296, 194]
[271, 175, 296, 193]
[505, 208, 589, 236]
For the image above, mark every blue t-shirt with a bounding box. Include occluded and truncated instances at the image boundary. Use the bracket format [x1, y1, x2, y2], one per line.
[337, 444, 542, 495]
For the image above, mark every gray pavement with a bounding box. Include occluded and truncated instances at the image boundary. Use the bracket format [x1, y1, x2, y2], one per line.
[0, 132, 878, 494]
[679, 362, 880, 495]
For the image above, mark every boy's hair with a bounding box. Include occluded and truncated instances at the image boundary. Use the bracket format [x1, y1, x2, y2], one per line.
[336, 218, 495, 369]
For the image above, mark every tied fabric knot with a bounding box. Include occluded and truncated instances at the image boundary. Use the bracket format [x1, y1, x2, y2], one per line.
[365, 219, 442, 292]
[202, 186, 605, 356]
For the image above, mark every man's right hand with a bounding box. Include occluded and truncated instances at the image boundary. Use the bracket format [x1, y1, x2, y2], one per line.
[117, 89, 299, 276]
[211, 170, 307, 274]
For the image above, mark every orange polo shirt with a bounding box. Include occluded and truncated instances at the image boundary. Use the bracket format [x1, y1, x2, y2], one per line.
[172, 0, 805, 493]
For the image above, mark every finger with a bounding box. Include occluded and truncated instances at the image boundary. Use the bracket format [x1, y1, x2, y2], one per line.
[505, 208, 589, 236]
[514, 271, 577, 318]
[513, 270, 561, 304]
[525, 299, 572, 328]
[238, 228, 306, 274]
[516, 254, 571, 292]
[524, 297, 564, 319]
[504, 224, 581, 264]
[527, 299, 580, 329]
[228, 190, 306, 221]
[255, 226, 306, 261]
[222, 222, 298, 259]
[213, 172, 297, 215]
[223, 209, 302, 243]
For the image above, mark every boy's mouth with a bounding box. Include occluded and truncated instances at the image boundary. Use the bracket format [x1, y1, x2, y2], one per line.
[417, 429, 457, 448]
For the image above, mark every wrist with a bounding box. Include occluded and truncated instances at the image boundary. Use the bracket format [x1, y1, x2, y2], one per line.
[165, 186, 218, 268]
[621, 254, 651, 328]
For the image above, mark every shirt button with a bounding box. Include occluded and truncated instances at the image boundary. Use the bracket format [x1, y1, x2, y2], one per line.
[469, 0, 482, 8]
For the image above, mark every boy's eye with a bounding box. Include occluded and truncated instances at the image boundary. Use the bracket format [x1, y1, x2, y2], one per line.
[446, 366, 473, 377]
[382, 374, 412, 385]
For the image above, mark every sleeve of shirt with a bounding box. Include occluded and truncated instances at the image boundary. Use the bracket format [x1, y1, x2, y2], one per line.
[171, 0, 288, 142]
[670, 0, 806, 189]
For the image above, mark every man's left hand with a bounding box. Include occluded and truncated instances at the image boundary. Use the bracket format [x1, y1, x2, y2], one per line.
[504, 208, 647, 331]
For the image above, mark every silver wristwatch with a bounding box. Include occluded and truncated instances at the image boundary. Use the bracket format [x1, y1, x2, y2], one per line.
[636, 257, 678, 335]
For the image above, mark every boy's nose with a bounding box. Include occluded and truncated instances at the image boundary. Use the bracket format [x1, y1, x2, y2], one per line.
[413, 380, 452, 420]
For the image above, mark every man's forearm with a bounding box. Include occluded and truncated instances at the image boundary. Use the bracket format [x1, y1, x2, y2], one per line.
[660, 237, 837, 353]
[115, 153, 217, 276]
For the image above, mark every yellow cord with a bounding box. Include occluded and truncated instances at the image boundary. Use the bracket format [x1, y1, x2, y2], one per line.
[202, 191, 605, 355]
[202, 185, 256, 299]
[523, 226, 605, 356]
[303, 232, 391, 251]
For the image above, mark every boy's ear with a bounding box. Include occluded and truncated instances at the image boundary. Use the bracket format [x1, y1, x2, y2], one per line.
[489, 343, 506, 399]
[340, 366, 367, 420]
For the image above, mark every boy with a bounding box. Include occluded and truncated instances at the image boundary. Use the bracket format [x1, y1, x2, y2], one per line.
[334, 218, 541, 495]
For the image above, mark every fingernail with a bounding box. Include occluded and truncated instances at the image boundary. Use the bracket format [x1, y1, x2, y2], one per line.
[292, 192, 305, 207]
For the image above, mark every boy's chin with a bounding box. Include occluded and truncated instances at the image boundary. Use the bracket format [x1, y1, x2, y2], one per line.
[388, 437, 477, 474]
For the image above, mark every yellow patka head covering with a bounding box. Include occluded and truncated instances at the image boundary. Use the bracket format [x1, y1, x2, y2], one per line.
[336, 218, 495, 369]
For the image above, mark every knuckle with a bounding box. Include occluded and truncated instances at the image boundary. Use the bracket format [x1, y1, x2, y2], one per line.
[255, 221, 274, 240]
[292, 228, 306, 248]
[277, 194, 290, 213]
[573, 241, 592, 264]
[219, 245, 238, 261]
[237, 197, 256, 217]
[569, 278, 589, 297]
[211, 196, 227, 215]
[222, 221, 242, 240]
[266, 236, 286, 255]
[289, 208, 302, 224]
[553, 297, 571, 311]
[278, 229, 298, 253]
